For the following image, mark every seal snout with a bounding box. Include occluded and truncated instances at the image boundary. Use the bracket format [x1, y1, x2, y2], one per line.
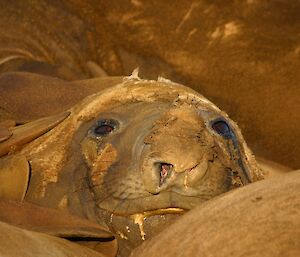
[139, 105, 214, 195]
[141, 150, 209, 195]
[141, 155, 176, 194]
[142, 161, 175, 194]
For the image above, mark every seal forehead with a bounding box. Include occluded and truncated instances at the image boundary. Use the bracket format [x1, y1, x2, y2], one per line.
[73, 78, 221, 122]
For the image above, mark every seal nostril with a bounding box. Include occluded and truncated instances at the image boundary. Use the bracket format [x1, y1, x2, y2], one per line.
[144, 161, 174, 194]
[155, 162, 173, 186]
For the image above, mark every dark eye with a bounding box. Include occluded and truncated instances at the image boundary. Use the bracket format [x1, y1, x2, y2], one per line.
[93, 119, 118, 136]
[211, 119, 232, 138]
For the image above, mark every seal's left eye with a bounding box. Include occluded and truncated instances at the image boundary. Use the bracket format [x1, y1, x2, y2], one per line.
[93, 119, 118, 136]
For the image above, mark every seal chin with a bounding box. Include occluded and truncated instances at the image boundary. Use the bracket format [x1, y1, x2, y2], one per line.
[98, 205, 185, 255]
[97, 190, 208, 217]
[128, 208, 186, 240]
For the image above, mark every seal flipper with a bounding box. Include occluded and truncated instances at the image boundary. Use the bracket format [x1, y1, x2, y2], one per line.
[0, 112, 70, 157]
[0, 155, 30, 201]
[0, 200, 117, 256]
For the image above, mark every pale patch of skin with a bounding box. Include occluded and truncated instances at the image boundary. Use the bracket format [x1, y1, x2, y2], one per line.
[209, 21, 240, 42]
[224, 22, 240, 38]
[211, 26, 222, 40]
[58, 195, 69, 210]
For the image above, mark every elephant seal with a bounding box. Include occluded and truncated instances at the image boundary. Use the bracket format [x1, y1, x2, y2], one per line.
[130, 170, 300, 257]
[0, 74, 262, 256]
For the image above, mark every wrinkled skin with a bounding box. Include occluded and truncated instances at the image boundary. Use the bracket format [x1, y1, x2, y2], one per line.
[10, 77, 261, 256]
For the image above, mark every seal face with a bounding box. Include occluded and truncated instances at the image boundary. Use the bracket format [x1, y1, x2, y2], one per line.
[16, 77, 261, 256]
[89, 101, 239, 214]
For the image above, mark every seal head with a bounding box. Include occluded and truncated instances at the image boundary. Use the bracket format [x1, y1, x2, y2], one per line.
[19, 76, 262, 255]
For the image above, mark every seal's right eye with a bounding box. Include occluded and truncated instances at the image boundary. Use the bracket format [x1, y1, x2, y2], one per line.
[211, 119, 232, 139]
[93, 119, 118, 136]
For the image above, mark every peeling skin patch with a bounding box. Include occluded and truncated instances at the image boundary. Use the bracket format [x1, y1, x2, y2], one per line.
[224, 22, 240, 38]
[58, 195, 68, 209]
[211, 27, 222, 40]
[210, 22, 240, 42]
[90, 143, 118, 186]
[30, 154, 63, 198]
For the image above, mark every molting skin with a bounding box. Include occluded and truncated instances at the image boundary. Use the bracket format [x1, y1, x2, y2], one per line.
[18, 77, 262, 256]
